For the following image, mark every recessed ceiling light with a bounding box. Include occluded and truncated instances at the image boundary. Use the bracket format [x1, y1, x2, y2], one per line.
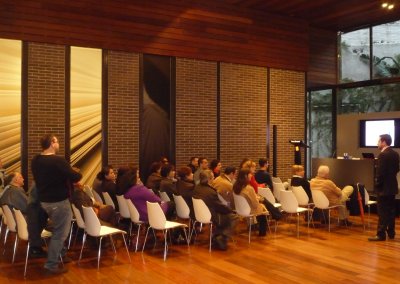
[388, 4, 394, 9]
[382, 3, 388, 8]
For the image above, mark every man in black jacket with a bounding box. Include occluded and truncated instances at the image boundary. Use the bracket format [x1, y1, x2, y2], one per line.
[31, 134, 82, 273]
[369, 134, 399, 241]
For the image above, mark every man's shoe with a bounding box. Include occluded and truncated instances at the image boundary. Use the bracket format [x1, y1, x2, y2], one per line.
[60, 256, 73, 263]
[44, 266, 68, 275]
[213, 235, 228, 251]
[388, 234, 395, 240]
[368, 236, 386, 242]
[29, 248, 47, 258]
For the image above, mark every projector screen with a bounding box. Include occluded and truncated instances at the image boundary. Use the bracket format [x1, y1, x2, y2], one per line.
[360, 119, 399, 147]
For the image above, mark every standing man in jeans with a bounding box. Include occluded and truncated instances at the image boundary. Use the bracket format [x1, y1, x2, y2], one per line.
[31, 134, 81, 274]
[369, 134, 399, 241]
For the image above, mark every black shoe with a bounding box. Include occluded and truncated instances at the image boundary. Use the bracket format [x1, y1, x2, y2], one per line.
[44, 266, 68, 275]
[29, 248, 47, 258]
[388, 234, 395, 240]
[212, 235, 227, 251]
[368, 236, 386, 242]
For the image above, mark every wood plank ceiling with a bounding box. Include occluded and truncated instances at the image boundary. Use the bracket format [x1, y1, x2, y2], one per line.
[221, 0, 400, 32]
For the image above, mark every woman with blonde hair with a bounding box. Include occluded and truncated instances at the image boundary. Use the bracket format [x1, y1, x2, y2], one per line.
[241, 159, 264, 194]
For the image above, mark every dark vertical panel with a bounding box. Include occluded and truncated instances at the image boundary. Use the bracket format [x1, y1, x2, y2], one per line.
[217, 62, 221, 160]
[273, 125, 277, 177]
[140, 54, 172, 181]
[21, 41, 28, 190]
[304, 73, 308, 173]
[102, 50, 109, 166]
[65, 46, 71, 162]
[266, 68, 270, 160]
[170, 57, 176, 165]
[332, 87, 337, 157]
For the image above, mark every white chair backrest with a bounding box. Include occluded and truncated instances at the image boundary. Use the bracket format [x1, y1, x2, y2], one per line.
[280, 190, 299, 213]
[2, 205, 16, 232]
[233, 194, 251, 216]
[82, 206, 102, 236]
[146, 201, 167, 229]
[272, 177, 282, 184]
[83, 185, 94, 199]
[13, 208, 28, 241]
[364, 188, 370, 204]
[217, 193, 228, 206]
[192, 198, 212, 224]
[173, 194, 190, 219]
[159, 191, 171, 202]
[126, 199, 141, 223]
[116, 195, 130, 218]
[312, 190, 330, 209]
[71, 204, 86, 229]
[102, 192, 115, 209]
[272, 182, 285, 201]
[292, 186, 309, 206]
[91, 189, 104, 205]
[258, 187, 276, 204]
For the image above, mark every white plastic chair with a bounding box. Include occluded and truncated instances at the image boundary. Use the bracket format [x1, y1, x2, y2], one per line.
[117, 195, 131, 220]
[233, 193, 269, 243]
[91, 189, 104, 205]
[192, 198, 213, 251]
[258, 187, 281, 208]
[102, 192, 115, 209]
[272, 182, 285, 202]
[80, 206, 131, 269]
[364, 188, 377, 228]
[279, 190, 310, 238]
[2, 205, 18, 262]
[312, 190, 344, 232]
[272, 177, 282, 184]
[13, 208, 52, 278]
[142, 201, 188, 261]
[71, 204, 86, 247]
[126, 199, 146, 252]
[173, 194, 193, 238]
[292, 186, 314, 224]
[159, 191, 171, 202]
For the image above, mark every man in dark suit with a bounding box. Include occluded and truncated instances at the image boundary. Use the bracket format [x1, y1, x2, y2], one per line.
[369, 134, 400, 241]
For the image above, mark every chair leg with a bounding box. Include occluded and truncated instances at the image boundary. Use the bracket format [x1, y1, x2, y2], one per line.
[135, 224, 141, 252]
[3, 228, 9, 254]
[121, 233, 131, 262]
[142, 227, 150, 252]
[109, 235, 117, 253]
[297, 213, 300, 238]
[78, 232, 87, 265]
[248, 217, 252, 243]
[328, 210, 331, 232]
[67, 221, 75, 249]
[209, 224, 213, 252]
[24, 242, 30, 278]
[97, 237, 102, 269]
[163, 229, 168, 261]
[12, 234, 18, 263]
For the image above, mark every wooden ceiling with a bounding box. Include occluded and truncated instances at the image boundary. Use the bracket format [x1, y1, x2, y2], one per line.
[221, 0, 400, 32]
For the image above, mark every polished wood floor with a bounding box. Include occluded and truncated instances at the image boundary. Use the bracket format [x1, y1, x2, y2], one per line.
[1, 213, 400, 283]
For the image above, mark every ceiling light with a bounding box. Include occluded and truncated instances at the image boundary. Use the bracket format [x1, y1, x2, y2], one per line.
[382, 3, 388, 7]
[388, 4, 394, 9]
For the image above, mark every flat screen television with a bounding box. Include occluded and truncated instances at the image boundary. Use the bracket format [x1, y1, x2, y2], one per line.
[359, 119, 400, 147]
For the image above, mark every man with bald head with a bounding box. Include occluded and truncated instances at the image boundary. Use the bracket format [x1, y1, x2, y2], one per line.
[310, 165, 354, 225]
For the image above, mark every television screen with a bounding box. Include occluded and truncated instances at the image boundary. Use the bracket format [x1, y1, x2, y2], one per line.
[360, 119, 399, 147]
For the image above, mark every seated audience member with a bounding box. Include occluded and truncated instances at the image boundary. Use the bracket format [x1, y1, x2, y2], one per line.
[193, 170, 237, 250]
[291, 165, 312, 201]
[255, 158, 273, 190]
[212, 166, 236, 209]
[27, 183, 48, 258]
[97, 165, 119, 211]
[0, 172, 28, 213]
[233, 169, 268, 236]
[160, 156, 169, 165]
[176, 166, 195, 218]
[187, 157, 198, 175]
[159, 164, 177, 200]
[71, 176, 117, 227]
[241, 160, 264, 194]
[193, 157, 209, 185]
[121, 167, 171, 222]
[210, 159, 222, 178]
[145, 162, 162, 195]
[310, 165, 354, 225]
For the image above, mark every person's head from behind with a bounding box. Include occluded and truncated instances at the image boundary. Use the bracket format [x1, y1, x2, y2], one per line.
[224, 166, 237, 181]
[116, 166, 139, 195]
[160, 164, 175, 179]
[210, 159, 222, 173]
[242, 160, 256, 174]
[198, 157, 208, 170]
[97, 165, 115, 182]
[160, 156, 169, 165]
[199, 169, 214, 185]
[177, 166, 193, 181]
[5, 172, 24, 187]
[40, 134, 59, 153]
[292, 164, 305, 177]
[317, 165, 330, 179]
[258, 158, 269, 169]
[378, 134, 392, 150]
[233, 169, 251, 194]
[149, 162, 162, 175]
[239, 158, 250, 169]
[190, 157, 199, 167]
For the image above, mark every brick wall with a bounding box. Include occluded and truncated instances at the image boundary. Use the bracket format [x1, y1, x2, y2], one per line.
[107, 51, 140, 168]
[175, 58, 217, 169]
[220, 63, 268, 169]
[27, 42, 66, 186]
[270, 69, 305, 181]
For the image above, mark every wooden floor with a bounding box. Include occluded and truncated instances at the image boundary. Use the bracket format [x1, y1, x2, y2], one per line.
[1, 214, 400, 283]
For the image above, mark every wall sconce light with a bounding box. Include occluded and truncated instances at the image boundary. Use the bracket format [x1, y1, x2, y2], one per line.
[382, 2, 395, 9]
